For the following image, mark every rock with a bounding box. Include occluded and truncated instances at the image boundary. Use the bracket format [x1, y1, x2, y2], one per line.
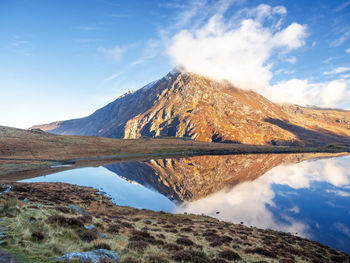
[0, 250, 21, 263]
[66, 204, 88, 215]
[55, 249, 119, 263]
[84, 224, 105, 238]
[0, 185, 11, 197]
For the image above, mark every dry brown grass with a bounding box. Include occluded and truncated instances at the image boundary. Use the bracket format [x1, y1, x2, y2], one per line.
[0, 182, 349, 263]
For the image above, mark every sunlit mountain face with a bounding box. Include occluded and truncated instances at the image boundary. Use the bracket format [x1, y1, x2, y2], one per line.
[33, 71, 350, 147]
[22, 153, 350, 253]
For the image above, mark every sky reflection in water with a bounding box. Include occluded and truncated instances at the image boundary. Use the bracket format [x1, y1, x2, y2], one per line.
[22, 155, 350, 253]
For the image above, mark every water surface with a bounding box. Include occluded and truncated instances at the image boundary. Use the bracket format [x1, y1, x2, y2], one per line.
[22, 154, 350, 253]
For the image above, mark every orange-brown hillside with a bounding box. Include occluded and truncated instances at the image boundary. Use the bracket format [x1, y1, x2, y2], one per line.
[32, 70, 350, 146]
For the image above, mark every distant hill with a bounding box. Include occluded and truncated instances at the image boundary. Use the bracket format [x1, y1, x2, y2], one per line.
[32, 70, 350, 146]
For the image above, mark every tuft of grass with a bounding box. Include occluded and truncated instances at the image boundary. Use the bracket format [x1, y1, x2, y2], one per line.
[76, 229, 98, 243]
[31, 231, 44, 241]
[172, 249, 192, 261]
[0, 198, 20, 217]
[126, 240, 149, 253]
[47, 215, 84, 228]
[120, 257, 141, 263]
[218, 249, 241, 260]
[106, 224, 120, 234]
[176, 237, 194, 246]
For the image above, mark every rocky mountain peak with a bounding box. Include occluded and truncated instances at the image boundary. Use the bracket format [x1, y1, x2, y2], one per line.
[32, 70, 350, 146]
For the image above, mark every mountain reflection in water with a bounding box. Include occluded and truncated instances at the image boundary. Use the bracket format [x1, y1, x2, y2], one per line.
[21, 153, 350, 253]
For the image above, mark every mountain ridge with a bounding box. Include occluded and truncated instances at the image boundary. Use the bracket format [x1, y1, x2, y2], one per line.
[32, 70, 350, 146]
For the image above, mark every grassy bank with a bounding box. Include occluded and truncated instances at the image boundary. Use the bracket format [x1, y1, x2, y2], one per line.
[0, 183, 349, 263]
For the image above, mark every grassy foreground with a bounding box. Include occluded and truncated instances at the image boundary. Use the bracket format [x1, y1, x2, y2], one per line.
[0, 183, 349, 263]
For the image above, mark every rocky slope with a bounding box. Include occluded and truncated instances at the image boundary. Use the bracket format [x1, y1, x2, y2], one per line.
[33, 70, 350, 146]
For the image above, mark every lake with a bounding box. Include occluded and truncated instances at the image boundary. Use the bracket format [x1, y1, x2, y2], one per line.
[21, 153, 350, 253]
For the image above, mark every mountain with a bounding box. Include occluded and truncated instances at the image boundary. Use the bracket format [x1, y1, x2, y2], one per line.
[33, 70, 350, 146]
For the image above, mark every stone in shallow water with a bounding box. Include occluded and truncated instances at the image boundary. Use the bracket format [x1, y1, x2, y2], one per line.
[55, 249, 119, 263]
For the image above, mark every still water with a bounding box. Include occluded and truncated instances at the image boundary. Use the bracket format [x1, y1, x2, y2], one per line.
[22, 154, 350, 253]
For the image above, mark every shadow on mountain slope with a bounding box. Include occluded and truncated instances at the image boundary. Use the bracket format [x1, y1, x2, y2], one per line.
[264, 118, 350, 146]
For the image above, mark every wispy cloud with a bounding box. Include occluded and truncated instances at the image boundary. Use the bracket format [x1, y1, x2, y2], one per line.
[334, 1, 350, 12]
[11, 35, 29, 47]
[98, 45, 126, 62]
[104, 71, 123, 82]
[285, 57, 297, 64]
[324, 67, 350, 75]
[74, 26, 98, 31]
[333, 223, 350, 238]
[346, 48, 350, 54]
[130, 39, 160, 65]
[322, 56, 341, 64]
[104, 13, 130, 18]
[326, 189, 350, 197]
[74, 38, 101, 43]
[331, 29, 350, 47]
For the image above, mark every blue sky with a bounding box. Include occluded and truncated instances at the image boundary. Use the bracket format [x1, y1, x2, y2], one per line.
[1, 0, 350, 129]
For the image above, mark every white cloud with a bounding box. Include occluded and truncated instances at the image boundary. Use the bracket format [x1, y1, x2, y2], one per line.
[159, 2, 349, 109]
[346, 48, 350, 54]
[98, 45, 125, 62]
[324, 67, 350, 75]
[320, 80, 349, 107]
[167, 5, 307, 91]
[265, 79, 349, 107]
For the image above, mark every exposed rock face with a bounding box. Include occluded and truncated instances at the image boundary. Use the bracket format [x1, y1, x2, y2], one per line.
[55, 249, 119, 263]
[105, 153, 323, 202]
[33, 70, 350, 146]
